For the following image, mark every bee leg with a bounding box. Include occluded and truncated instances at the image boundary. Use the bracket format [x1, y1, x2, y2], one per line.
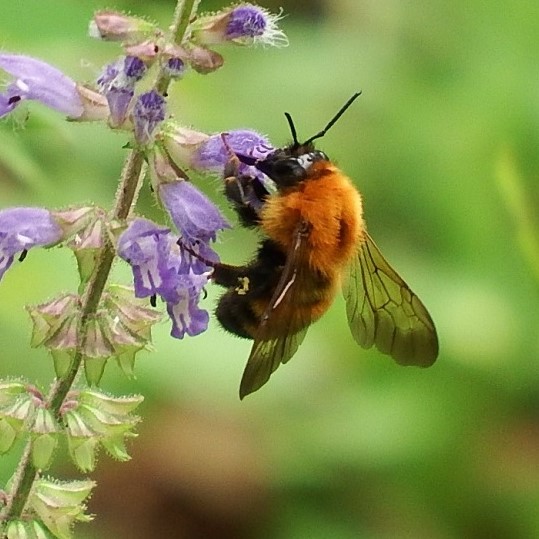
[223, 153, 269, 228]
[212, 239, 285, 289]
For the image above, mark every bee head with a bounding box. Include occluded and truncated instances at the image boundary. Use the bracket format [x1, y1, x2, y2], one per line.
[237, 92, 360, 188]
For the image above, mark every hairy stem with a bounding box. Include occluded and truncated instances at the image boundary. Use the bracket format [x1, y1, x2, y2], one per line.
[155, 0, 199, 94]
[1, 0, 196, 525]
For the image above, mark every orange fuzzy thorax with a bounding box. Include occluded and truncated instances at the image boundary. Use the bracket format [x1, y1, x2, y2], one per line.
[260, 161, 365, 278]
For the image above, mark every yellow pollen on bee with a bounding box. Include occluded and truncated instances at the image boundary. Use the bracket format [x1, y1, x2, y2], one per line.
[235, 276, 250, 295]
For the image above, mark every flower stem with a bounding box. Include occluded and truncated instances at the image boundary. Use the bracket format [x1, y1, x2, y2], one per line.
[1, 0, 197, 525]
[155, 0, 199, 94]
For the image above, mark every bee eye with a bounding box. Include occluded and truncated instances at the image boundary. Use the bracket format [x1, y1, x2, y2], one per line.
[274, 158, 305, 177]
[256, 157, 306, 186]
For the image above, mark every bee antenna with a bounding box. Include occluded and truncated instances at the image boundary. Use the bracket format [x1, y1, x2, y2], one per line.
[303, 91, 362, 146]
[284, 111, 300, 147]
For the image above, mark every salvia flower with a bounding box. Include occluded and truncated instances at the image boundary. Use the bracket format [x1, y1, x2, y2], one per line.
[193, 129, 274, 173]
[0, 207, 63, 282]
[133, 90, 166, 145]
[118, 219, 214, 339]
[159, 180, 229, 243]
[167, 271, 209, 338]
[194, 4, 288, 47]
[0, 53, 84, 119]
[97, 56, 147, 126]
[117, 219, 178, 302]
[194, 129, 276, 208]
[163, 126, 274, 177]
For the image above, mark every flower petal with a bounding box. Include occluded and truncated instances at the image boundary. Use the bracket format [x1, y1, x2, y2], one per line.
[133, 90, 166, 145]
[0, 207, 62, 280]
[166, 273, 210, 338]
[0, 54, 83, 118]
[159, 180, 229, 242]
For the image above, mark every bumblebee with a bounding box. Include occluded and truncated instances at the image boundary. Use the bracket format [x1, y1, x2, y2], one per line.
[210, 93, 438, 398]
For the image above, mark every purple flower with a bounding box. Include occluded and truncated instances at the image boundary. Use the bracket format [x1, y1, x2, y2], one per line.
[159, 180, 229, 243]
[226, 6, 267, 40]
[194, 129, 274, 175]
[194, 5, 288, 47]
[164, 57, 186, 79]
[0, 54, 83, 119]
[97, 56, 146, 126]
[118, 218, 212, 339]
[192, 130, 275, 209]
[0, 207, 63, 281]
[166, 272, 209, 338]
[133, 90, 166, 145]
[117, 219, 179, 302]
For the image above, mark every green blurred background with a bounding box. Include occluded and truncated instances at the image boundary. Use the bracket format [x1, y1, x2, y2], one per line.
[1, 0, 539, 537]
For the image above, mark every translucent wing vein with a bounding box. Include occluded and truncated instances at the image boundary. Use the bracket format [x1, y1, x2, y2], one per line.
[344, 232, 438, 366]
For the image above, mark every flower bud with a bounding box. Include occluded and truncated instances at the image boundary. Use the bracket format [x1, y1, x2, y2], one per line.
[0, 393, 35, 453]
[187, 46, 224, 74]
[193, 4, 288, 47]
[124, 40, 161, 63]
[0, 382, 33, 454]
[90, 11, 160, 45]
[67, 211, 106, 286]
[43, 314, 79, 360]
[77, 403, 138, 462]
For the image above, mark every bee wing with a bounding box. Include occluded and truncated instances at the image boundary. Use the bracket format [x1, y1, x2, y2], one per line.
[240, 221, 311, 399]
[343, 232, 438, 367]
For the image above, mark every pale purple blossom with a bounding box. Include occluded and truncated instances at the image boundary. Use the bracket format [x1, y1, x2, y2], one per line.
[97, 56, 146, 126]
[194, 129, 274, 176]
[166, 272, 209, 338]
[159, 180, 229, 243]
[117, 219, 178, 303]
[133, 90, 166, 145]
[117, 218, 213, 338]
[0, 54, 83, 118]
[0, 207, 63, 281]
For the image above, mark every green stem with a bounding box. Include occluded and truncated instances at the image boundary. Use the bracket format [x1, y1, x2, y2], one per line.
[155, 0, 199, 94]
[1, 0, 197, 525]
